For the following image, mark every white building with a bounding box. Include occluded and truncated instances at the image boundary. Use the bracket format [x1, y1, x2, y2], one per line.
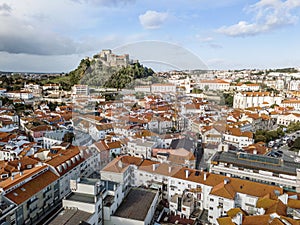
[50, 177, 105, 225]
[277, 113, 300, 126]
[72, 85, 89, 96]
[210, 151, 300, 193]
[280, 100, 300, 111]
[288, 80, 300, 91]
[127, 138, 156, 159]
[134, 86, 151, 93]
[43, 130, 67, 149]
[198, 79, 230, 91]
[151, 83, 176, 93]
[223, 128, 254, 149]
[234, 83, 260, 91]
[109, 188, 159, 225]
[233, 92, 283, 109]
[5, 91, 33, 100]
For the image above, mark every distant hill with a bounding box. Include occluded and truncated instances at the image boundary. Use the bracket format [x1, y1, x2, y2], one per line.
[44, 50, 155, 90]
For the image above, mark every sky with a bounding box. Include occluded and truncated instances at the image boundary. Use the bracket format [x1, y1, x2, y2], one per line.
[0, 0, 300, 72]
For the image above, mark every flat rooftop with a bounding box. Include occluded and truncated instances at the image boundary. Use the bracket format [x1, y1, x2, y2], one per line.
[113, 188, 157, 221]
[66, 193, 95, 204]
[48, 208, 92, 225]
[79, 178, 99, 186]
[211, 151, 299, 175]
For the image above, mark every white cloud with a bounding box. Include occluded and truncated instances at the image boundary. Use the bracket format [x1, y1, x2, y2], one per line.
[217, 0, 300, 37]
[139, 10, 169, 29]
[0, 3, 12, 15]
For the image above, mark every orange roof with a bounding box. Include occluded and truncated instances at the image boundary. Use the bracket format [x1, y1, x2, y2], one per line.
[243, 215, 270, 225]
[227, 208, 247, 218]
[200, 79, 229, 84]
[210, 181, 236, 199]
[5, 170, 58, 204]
[107, 141, 121, 149]
[102, 156, 158, 173]
[217, 217, 235, 225]
[93, 141, 109, 152]
[288, 199, 300, 209]
[172, 168, 282, 198]
[0, 165, 48, 191]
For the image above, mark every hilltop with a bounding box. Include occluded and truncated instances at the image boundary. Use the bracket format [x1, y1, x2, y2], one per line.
[43, 49, 155, 90]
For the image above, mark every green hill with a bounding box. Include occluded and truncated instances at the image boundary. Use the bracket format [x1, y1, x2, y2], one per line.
[104, 62, 154, 89]
[43, 56, 155, 90]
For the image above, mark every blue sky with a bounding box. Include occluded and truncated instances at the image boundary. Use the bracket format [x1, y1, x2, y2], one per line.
[0, 0, 299, 72]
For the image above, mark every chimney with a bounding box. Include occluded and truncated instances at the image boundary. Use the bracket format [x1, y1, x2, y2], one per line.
[204, 172, 207, 181]
[117, 160, 123, 168]
[253, 149, 257, 155]
[19, 171, 23, 176]
[224, 178, 229, 185]
[185, 169, 189, 178]
[11, 175, 14, 180]
[168, 166, 172, 173]
[152, 164, 156, 171]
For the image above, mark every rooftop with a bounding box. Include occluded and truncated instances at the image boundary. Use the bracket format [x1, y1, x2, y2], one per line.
[113, 188, 157, 221]
[48, 208, 92, 225]
[66, 192, 95, 204]
[211, 151, 298, 175]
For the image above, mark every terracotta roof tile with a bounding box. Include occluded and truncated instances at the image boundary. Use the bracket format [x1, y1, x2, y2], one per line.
[5, 170, 58, 204]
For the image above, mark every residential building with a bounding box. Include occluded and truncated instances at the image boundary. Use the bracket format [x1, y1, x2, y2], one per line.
[5, 91, 33, 100]
[277, 113, 300, 126]
[151, 83, 176, 93]
[0, 165, 60, 225]
[109, 188, 159, 225]
[49, 177, 105, 225]
[223, 127, 254, 149]
[72, 85, 89, 96]
[127, 138, 156, 159]
[210, 150, 300, 193]
[234, 83, 260, 91]
[198, 79, 230, 91]
[280, 99, 300, 111]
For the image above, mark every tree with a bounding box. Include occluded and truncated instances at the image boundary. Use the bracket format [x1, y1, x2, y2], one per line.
[287, 122, 300, 133]
[204, 85, 209, 92]
[255, 135, 266, 143]
[292, 138, 300, 150]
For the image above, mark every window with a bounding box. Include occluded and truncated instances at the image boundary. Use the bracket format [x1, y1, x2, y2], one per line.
[210, 198, 214, 202]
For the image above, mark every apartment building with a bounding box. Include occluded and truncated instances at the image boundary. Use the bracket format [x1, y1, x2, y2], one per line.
[223, 128, 254, 149]
[168, 168, 283, 225]
[49, 177, 105, 225]
[0, 165, 60, 225]
[100, 155, 283, 225]
[127, 138, 156, 159]
[210, 150, 300, 193]
[110, 188, 159, 225]
[45, 146, 85, 199]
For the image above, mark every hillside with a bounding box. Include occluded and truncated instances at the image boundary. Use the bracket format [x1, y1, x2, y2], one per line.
[44, 54, 155, 90]
[104, 62, 154, 89]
